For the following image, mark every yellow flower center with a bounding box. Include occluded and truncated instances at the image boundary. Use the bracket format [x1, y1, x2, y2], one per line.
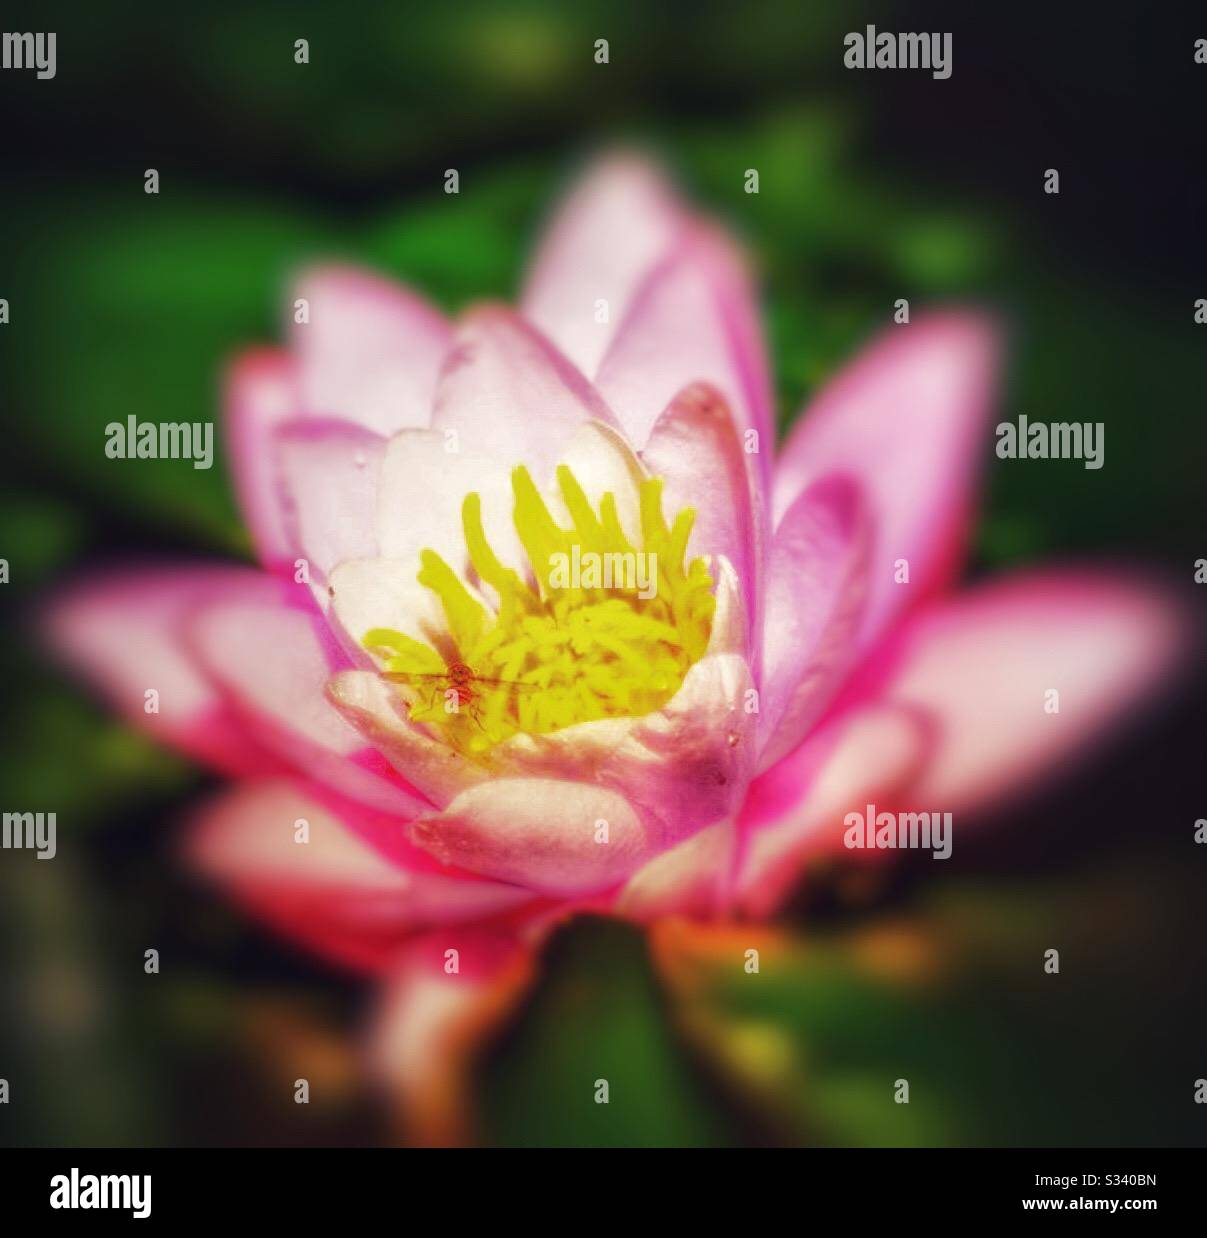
[363, 464, 715, 758]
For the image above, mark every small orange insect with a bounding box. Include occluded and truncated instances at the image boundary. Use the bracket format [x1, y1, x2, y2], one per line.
[384, 661, 538, 730]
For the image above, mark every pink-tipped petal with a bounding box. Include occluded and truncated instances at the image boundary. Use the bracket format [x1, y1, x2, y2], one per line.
[327, 670, 489, 808]
[615, 819, 735, 921]
[847, 569, 1188, 817]
[641, 383, 764, 652]
[291, 265, 451, 435]
[410, 779, 652, 896]
[495, 653, 757, 847]
[430, 306, 619, 483]
[223, 348, 302, 572]
[603, 653, 757, 842]
[757, 475, 871, 771]
[187, 780, 532, 975]
[773, 312, 1001, 648]
[46, 565, 288, 778]
[595, 227, 774, 458]
[275, 418, 386, 589]
[521, 154, 685, 378]
[737, 705, 926, 917]
[368, 924, 546, 1145]
[189, 598, 428, 819]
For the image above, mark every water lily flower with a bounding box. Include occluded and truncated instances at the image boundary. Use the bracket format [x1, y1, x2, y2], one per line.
[48, 155, 1185, 1143]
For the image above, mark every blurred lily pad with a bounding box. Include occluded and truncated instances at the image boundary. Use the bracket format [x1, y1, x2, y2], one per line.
[481, 918, 735, 1146]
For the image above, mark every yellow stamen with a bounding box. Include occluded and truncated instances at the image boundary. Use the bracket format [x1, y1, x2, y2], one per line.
[365, 464, 715, 758]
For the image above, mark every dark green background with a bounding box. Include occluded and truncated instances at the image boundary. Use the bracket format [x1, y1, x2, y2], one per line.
[1, 1, 1204, 1146]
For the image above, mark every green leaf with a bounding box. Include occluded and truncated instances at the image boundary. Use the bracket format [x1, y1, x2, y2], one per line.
[480, 919, 735, 1146]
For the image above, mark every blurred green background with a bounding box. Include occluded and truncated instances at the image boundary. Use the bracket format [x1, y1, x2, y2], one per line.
[1, 0, 1204, 1146]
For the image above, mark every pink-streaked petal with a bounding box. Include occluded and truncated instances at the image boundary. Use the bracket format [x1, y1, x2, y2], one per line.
[614, 819, 735, 921]
[846, 569, 1189, 817]
[641, 383, 764, 653]
[603, 653, 757, 843]
[757, 475, 872, 772]
[46, 565, 289, 778]
[291, 264, 451, 435]
[737, 705, 926, 917]
[773, 312, 1001, 648]
[327, 670, 489, 809]
[223, 348, 302, 572]
[521, 153, 684, 379]
[495, 653, 757, 847]
[430, 306, 619, 483]
[368, 923, 549, 1145]
[189, 599, 428, 819]
[594, 226, 774, 460]
[410, 779, 652, 895]
[187, 780, 533, 975]
[275, 418, 386, 589]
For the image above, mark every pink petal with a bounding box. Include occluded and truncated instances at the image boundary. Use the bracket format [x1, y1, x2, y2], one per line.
[641, 383, 764, 655]
[291, 264, 451, 436]
[375, 430, 522, 578]
[594, 226, 774, 460]
[494, 653, 758, 847]
[521, 153, 685, 379]
[275, 418, 386, 588]
[547, 419, 647, 548]
[368, 923, 547, 1144]
[845, 569, 1189, 817]
[615, 819, 735, 920]
[757, 475, 871, 771]
[410, 779, 653, 895]
[773, 312, 1001, 649]
[706, 555, 749, 658]
[187, 780, 533, 975]
[188, 596, 429, 819]
[45, 565, 288, 777]
[223, 348, 302, 572]
[326, 670, 490, 809]
[736, 705, 926, 917]
[430, 305, 619, 482]
[327, 558, 449, 665]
